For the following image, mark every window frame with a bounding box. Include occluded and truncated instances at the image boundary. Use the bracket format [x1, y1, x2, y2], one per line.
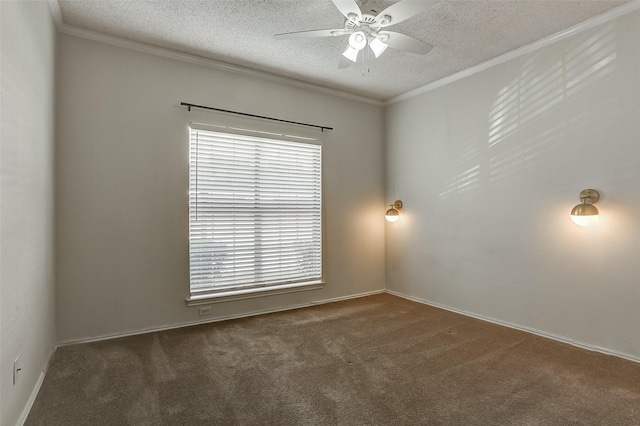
[186, 122, 325, 306]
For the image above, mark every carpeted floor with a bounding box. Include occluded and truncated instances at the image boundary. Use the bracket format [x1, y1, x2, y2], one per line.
[26, 294, 640, 425]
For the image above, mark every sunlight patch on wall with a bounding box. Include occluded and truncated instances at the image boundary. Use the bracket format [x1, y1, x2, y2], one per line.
[437, 22, 619, 200]
[565, 24, 617, 96]
[489, 122, 564, 184]
[489, 24, 616, 148]
[438, 142, 481, 198]
[487, 23, 617, 184]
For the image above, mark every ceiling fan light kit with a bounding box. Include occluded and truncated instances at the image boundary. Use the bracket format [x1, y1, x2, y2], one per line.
[343, 45, 360, 62]
[369, 37, 388, 58]
[274, 0, 433, 69]
[349, 31, 367, 50]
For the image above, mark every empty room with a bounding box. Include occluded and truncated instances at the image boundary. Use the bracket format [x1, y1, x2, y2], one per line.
[2, 0, 640, 425]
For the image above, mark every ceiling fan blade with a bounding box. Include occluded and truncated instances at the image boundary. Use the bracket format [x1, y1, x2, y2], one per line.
[274, 29, 347, 39]
[332, 0, 362, 20]
[375, 0, 432, 27]
[338, 55, 353, 69]
[380, 31, 433, 55]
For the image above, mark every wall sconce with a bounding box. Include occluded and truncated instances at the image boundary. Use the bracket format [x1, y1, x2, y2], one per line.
[385, 200, 403, 223]
[570, 189, 600, 226]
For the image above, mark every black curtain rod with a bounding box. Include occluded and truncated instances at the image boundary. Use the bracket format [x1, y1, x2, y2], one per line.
[181, 102, 333, 132]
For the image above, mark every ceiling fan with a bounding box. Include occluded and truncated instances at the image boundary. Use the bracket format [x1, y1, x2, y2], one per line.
[274, 0, 433, 68]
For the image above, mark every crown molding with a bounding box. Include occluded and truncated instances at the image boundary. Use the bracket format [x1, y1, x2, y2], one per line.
[47, 0, 63, 29]
[385, 0, 640, 106]
[47, 0, 640, 108]
[51, 21, 383, 107]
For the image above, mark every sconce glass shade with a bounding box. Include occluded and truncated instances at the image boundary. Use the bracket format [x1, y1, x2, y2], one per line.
[385, 200, 403, 222]
[570, 202, 599, 226]
[570, 189, 600, 226]
[385, 207, 400, 222]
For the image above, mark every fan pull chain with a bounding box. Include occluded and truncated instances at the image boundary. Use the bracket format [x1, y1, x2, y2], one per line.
[361, 46, 371, 76]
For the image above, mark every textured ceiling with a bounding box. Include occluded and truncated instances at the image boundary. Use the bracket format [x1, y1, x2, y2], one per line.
[57, 0, 630, 101]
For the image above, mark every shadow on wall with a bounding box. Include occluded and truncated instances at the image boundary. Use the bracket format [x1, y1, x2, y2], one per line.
[438, 22, 618, 199]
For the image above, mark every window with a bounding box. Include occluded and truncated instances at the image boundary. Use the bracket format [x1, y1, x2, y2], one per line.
[188, 125, 323, 304]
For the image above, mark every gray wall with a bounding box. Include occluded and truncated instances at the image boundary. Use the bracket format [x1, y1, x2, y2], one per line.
[0, 2, 57, 425]
[55, 34, 386, 343]
[386, 10, 640, 360]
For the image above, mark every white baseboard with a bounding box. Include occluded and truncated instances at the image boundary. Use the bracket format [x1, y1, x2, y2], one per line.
[386, 289, 640, 365]
[16, 346, 56, 426]
[58, 289, 386, 346]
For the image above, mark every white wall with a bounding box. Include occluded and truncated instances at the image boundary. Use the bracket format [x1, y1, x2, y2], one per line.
[386, 10, 640, 360]
[0, 1, 57, 425]
[55, 34, 386, 343]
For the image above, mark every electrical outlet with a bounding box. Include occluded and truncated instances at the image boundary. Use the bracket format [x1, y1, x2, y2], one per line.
[13, 357, 21, 385]
[198, 306, 212, 316]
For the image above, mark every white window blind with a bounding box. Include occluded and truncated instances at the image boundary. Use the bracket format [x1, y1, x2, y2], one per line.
[189, 127, 322, 297]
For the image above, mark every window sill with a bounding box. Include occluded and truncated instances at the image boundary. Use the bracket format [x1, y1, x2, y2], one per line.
[186, 281, 325, 306]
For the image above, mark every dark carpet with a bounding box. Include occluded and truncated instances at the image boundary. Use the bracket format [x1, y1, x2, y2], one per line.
[26, 294, 640, 425]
